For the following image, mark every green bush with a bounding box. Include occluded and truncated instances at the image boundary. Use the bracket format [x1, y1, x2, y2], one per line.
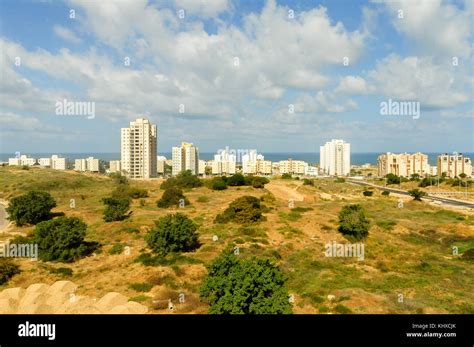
[338, 204, 370, 241]
[211, 177, 228, 190]
[381, 190, 390, 196]
[34, 216, 99, 262]
[227, 173, 246, 186]
[335, 177, 345, 183]
[200, 248, 292, 314]
[145, 213, 200, 256]
[109, 243, 124, 255]
[6, 191, 57, 226]
[129, 282, 153, 292]
[251, 176, 269, 188]
[385, 173, 401, 185]
[335, 304, 352, 314]
[215, 196, 266, 224]
[157, 187, 189, 208]
[362, 190, 373, 197]
[102, 197, 131, 222]
[112, 185, 148, 199]
[281, 173, 292, 179]
[160, 170, 202, 189]
[0, 258, 20, 285]
[303, 179, 314, 186]
[408, 188, 427, 201]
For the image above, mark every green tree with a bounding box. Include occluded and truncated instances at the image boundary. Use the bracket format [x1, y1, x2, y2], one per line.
[385, 173, 401, 185]
[227, 173, 246, 186]
[211, 177, 228, 190]
[200, 249, 292, 314]
[145, 213, 200, 256]
[215, 196, 265, 224]
[281, 173, 292, 179]
[459, 173, 467, 179]
[338, 204, 370, 240]
[7, 191, 57, 226]
[157, 187, 189, 208]
[408, 188, 427, 201]
[34, 216, 98, 262]
[102, 197, 131, 222]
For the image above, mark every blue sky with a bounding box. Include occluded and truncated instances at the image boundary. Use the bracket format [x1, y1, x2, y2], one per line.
[0, 0, 472, 154]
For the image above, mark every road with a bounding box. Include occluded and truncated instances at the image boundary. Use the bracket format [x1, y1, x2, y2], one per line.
[347, 180, 474, 208]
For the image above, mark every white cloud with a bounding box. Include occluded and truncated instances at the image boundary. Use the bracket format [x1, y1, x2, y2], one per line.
[368, 54, 470, 108]
[173, 0, 230, 17]
[53, 25, 82, 44]
[383, 0, 472, 58]
[336, 76, 370, 94]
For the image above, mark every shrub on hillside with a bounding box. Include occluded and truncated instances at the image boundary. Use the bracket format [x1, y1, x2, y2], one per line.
[303, 179, 314, 186]
[385, 173, 401, 185]
[281, 173, 292, 179]
[160, 170, 202, 189]
[102, 197, 131, 222]
[211, 177, 228, 190]
[338, 204, 370, 241]
[200, 248, 292, 314]
[251, 176, 269, 189]
[156, 187, 190, 208]
[34, 216, 99, 262]
[227, 173, 246, 186]
[112, 185, 148, 199]
[145, 213, 200, 256]
[0, 258, 20, 285]
[215, 196, 266, 224]
[381, 190, 390, 196]
[408, 189, 427, 201]
[7, 191, 57, 226]
[362, 190, 373, 197]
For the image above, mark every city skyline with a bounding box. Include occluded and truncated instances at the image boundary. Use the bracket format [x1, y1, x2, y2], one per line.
[1, 0, 473, 154]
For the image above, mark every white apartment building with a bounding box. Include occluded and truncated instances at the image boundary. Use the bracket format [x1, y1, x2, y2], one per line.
[198, 160, 206, 176]
[437, 153, 472, 178]
[320, 139, 351, 176]
[305, 166, 319, 176]
[172, 142, 199, 176]
[157, 156, 167, 175]
[377, 152, 429, 177]
[121, 118, 157, 179]
[74, 157, 99, 172]
[38, 157, 52, 167]
[51, 155, 67, 170]
[211, 148, 237, 175]
[109, 160, 121, 173]
[279, 159, 308, 175]
[242, 159, 272, 175]
[8, 155, 36, 166]
[242, 150, 265, 174]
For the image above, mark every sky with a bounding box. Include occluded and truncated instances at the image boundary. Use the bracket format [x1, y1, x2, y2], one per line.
[0, 0, 473, 154]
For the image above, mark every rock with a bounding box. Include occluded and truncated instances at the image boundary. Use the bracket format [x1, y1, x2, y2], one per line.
[95, 292, 128, 311]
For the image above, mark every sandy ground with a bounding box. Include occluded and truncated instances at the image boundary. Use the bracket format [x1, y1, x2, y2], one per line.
[0, 199, 10, 232]
[265, 180, 305, 202]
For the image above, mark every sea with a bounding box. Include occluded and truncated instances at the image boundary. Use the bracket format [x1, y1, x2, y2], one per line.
[2, 152, 472, 166]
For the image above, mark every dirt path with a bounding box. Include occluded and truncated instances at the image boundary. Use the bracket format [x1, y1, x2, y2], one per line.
[265, 180, 305, 202]
[0, 199, 9, 232]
